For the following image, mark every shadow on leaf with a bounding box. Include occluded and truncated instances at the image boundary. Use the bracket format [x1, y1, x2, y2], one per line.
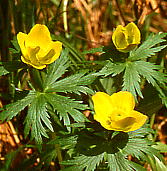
[100, 44, 128, 62]
[76, 131, 129, 156]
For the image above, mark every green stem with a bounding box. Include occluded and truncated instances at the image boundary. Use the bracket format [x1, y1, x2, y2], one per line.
[52, 133, 64, 169]
[150, 113, 156, 129]
[29, 68, 44, 92]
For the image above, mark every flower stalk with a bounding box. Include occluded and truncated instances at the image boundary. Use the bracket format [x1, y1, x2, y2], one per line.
[29, 68, 44, 92]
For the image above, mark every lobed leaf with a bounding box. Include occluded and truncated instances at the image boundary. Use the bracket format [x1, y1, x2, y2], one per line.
[61, 154, 104, 171]
[129, 33, 167, 61]
[46, 71, 95, 94]
[122, 62, 143, 98]
[61, 127, 161, 171]
[44, 48, 70, 89]
[0, 91, 36, 121]
[24, 93, 53, 144]
[134, 61, 166, 86]
[97, 61, 126, 77]
[45, 93, 87, 131]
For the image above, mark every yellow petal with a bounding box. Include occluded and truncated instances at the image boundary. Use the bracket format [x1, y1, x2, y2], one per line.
[17, 32, 28, 58]
[38, 49, 55, 64]
[125, 22, 141, 44]
[25, 24, 52, 49]
[110, 91, 135, 113]
[26, 46, 40, 64]
[112, 25, 128, 50]
[125, 110, 148, 132]
[37, 41, 62, 64]
[26, 46, 47, 69]
[47, 41, 62, 64]
[20, 46, 40, 67]
[21, 55, 46, 69]
[21, 56, 31, 65]
[112, 117, 136, 131]
[100, 116, 136, 132]
[92, 92, 113, 122]
[100, 110, 147, 132]
[30, 64, 46, 69]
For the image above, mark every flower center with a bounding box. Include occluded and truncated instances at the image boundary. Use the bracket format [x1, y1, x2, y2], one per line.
[106, 109, 136, 131]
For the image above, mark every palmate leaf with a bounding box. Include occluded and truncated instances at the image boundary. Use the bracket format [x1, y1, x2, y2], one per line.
[99, 60, 166, 99]
[97, 61, 126, 77]
[45, 71, 95, 95]
[44, 48, 95, 95]
[61, 127, 163, 171]
[0, 91, 36, 121]
[122, 62, 143, 98]
[61, 154, 104, 171]
[123, 61, 167, 98]
[107, 152, 133, 171]
[134, 61, 166, 86]
[98, 32, 166, 99]
[45, 93, 88, 131]
[1, 47, 96, 143]
[0, 90, 54, 144]
[43, 48, 70, 89]
[24, 93, 54, 144]
[129, 33, 167, 61]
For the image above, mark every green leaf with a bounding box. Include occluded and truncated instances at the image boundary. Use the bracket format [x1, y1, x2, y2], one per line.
[129, 33, 167, 61]
[45, 93, 87, 131]
[0, 65, 10, 76]
[122, 62, 143, 98]
[48, 135, 78, 149]
[61, 127, 161, 171]
[61, 154, 104, 171]
[24, 93, 53, 144]
[128, 161, 147, 171]
[11, 36, 21, 52]
[98, 61, 126, 77]
[137, 85, 163, 116]
[107, 153, 133, 171]
[44, 49, 95, 95]
[152, 142, 167, 153]
[134, 61, 166, 86]
[0, 91, 36, 121]
[122, 61, 166, 99]
[147, 155, 167, 171]
[44, 48, 70, 89]
[46, 71, 95, 94]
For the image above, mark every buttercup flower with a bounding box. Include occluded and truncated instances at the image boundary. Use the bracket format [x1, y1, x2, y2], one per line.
[17, 24, 62, 69]
[112, 22, 141, 52]
[92, 91, 147, 132]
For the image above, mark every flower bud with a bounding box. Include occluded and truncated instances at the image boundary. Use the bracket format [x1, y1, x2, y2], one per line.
[112, 23, 141, 53]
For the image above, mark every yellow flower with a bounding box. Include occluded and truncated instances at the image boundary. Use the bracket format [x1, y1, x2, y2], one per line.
[112, 22, 141, 53]
[17, 24, 62, 69]
[92, 91, 147, 132]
